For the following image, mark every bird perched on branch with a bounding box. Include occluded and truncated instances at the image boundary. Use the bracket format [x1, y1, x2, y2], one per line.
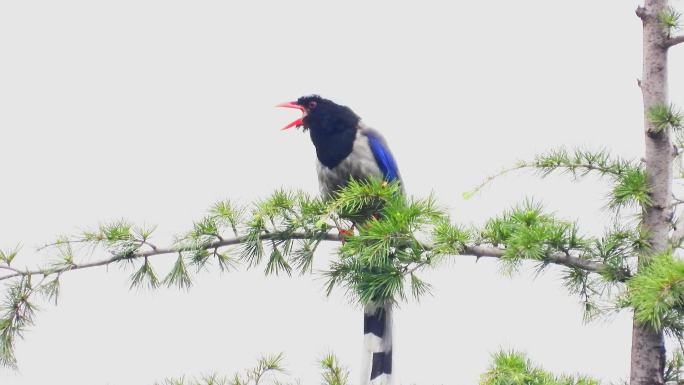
[278, 95, 401, 385]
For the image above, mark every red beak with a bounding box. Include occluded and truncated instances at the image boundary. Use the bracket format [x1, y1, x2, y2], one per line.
[276, 101, 306, 130]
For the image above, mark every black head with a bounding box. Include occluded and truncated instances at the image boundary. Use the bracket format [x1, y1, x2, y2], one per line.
[296, 95, 360, 133]
[277, 95, 361, 168]
[277, 95, 360, 133]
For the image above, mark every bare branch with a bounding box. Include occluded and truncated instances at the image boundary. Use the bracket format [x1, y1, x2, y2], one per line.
[462, 245, 610, 275]
[665, 35, 684, 47]
[636, 6, 648, 20]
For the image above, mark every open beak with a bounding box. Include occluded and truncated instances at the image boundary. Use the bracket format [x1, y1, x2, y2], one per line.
[276, 101, 306, 130]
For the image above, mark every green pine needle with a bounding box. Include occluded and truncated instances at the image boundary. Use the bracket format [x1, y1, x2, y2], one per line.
[130, 259, 160, 290]
[627, 253, 684, 334]
[320, 353, 349, 385]
[480, 350, 599, 385]
[410, 273, 433, 300]
[658, 7, 682, 35]
[265, 246, 292, 276]
[210, 200, 244, 236]
[163, 254, 193, 289]
[648, 104, 683, 133]
[482, 200, 584, 271]
[0, 245, 20, 266]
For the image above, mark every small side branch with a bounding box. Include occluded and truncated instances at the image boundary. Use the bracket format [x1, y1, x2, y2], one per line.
[665, 35, 684, 48]
[636, 6, 648, 20]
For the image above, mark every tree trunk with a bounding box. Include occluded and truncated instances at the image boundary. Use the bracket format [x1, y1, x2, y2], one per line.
[632, 1, 672, 384]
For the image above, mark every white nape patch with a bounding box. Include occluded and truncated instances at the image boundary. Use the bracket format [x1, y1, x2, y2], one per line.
[317, 123, 384, 198]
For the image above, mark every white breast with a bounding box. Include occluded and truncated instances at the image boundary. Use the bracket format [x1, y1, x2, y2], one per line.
[317, 127, 383, 198]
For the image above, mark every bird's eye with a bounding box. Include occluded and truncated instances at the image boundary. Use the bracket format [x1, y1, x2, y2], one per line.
[308, 101, 317, 109]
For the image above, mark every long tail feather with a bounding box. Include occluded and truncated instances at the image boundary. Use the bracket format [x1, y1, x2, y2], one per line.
[361, 303, 393, 385]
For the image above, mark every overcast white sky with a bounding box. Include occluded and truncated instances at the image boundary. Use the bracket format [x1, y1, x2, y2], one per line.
[1, 1, 684, 384]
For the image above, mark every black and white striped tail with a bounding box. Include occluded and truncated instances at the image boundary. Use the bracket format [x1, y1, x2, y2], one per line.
[361, 303, 392, 385]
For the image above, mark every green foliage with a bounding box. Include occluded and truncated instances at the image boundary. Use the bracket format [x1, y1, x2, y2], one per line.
[532, 148, 636, 179]
[665, 349, 684, 384]
[264, 245, 292, 276]
[324, 179, 461, 305]
[627, 253, 684, 336]
[131, 258, 160, 290]
[38, 276, 61, 305]
[163, 254, 193, 289]
[156, 374, 229, 385]
[431, 219, 471, 255]
[0, 246, 20, 266]
[467, 148, 649, 212]
[158, 351, 596, 385]
[480, 350, 599, 385]
[320, 353, 350, 385]
[534, 149, 649, 211]
[585, 227, 644, 282]
[0, 277, 36, 368]
[154, 353, 351, 385]
[481, 200, 584, 272]
[658, 7, 682, 35]
[210, 200, 244, 236]
[329, 179, 402, 223]
[608, 168, 650, 210]
[0, 175, 650, 368]
[648, 104, 683, 133]
[481, 202, 644, 320]
[237, 190, 328, 275]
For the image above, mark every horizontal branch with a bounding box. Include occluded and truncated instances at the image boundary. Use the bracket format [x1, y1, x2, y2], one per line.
[462, 245, 610, 275]
[0, 232, 343, 282]
[665, 35, 684, 48]
[0, 234, 614, 282]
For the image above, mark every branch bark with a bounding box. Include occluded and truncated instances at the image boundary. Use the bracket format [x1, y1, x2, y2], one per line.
[665, 35, 684, 47]
[463, 245, 610, 275]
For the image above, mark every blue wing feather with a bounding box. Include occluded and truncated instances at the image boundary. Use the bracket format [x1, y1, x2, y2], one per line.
[363, 129, 400, 182]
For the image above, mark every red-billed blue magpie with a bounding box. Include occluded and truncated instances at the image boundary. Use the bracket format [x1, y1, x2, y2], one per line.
[278, 95, 401, 385]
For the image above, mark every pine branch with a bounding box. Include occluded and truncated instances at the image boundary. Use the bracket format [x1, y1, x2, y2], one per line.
[465, 148, 649, 210]
[0, 236, 617, 283]
[0, 181, 631, 367]
[480, 350, 599, 385]
[320, 354, 350, 385]
[0, 232, 342, 282]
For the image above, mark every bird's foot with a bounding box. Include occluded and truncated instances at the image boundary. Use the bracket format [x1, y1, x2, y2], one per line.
[338, 225, 356, 243]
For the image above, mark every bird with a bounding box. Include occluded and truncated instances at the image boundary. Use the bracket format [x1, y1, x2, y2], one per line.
[278, 95, 401, 385]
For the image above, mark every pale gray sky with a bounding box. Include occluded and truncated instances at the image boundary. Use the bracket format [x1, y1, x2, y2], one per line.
[1, 1, 684, 384]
